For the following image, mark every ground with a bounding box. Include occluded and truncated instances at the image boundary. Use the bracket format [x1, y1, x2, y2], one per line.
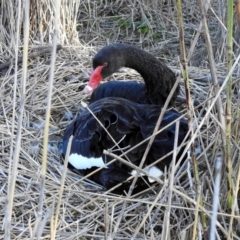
[0, 0, 240, 239]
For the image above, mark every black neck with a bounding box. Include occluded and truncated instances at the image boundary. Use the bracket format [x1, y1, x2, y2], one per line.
[121, 44, 178, 105]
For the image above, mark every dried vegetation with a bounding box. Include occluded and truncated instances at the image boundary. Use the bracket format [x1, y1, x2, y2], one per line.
[0, 0, 240, 239]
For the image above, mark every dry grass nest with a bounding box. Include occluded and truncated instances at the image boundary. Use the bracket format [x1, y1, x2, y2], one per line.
[1, 0, 240, 238]
[0, 43, 239, 239]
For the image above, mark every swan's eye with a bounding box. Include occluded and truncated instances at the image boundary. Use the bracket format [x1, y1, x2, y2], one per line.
[103, 62, 108, 67]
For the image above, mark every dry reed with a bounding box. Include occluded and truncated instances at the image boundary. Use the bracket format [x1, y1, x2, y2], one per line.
[0, 0, 240, 239]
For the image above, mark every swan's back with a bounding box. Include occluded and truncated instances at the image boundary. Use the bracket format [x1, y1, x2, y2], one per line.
[90, 81, 150, 104]
[61, 97, 188, 174]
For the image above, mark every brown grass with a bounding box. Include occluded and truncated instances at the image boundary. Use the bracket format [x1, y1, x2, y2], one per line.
[0, 0, 240, 239]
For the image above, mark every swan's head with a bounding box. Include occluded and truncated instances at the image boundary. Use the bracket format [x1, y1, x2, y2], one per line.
[83, 44, 125, 94]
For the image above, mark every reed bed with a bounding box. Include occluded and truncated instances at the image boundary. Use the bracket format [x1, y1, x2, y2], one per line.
[0, 0, 240, 239]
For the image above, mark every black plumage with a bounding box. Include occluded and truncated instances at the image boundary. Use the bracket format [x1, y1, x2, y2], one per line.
[61, 98, 188, 193]
[62, 44, 185, 193]
[90, 81, 149, 104]
[85, 43, 178, 106]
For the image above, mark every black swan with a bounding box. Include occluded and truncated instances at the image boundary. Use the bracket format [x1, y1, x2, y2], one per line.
[61, 98, 188, 193]
[83, 43, 179, 106]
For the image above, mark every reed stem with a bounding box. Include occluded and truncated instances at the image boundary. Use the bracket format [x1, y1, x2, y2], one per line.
[176, 0, 207, 235]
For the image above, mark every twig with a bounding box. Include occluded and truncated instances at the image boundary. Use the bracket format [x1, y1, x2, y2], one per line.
[52, 136, 73, 239]
[36, 208, 52, 240]
[33, 2, 60, 237]
[225, 0, 234, 233]
[4, 1, 29, 239]
[104, 198, 109, 240]
[176, 0, 207, 234]
[198, 0, 226, 150]
[228, 151, 240, 239]
[161, 121, 180, 240]
[236, 1, 240, 30]
[8, 0, 21, 190]
[192, 184, 202, 239]
[210, 157, 223, 240]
